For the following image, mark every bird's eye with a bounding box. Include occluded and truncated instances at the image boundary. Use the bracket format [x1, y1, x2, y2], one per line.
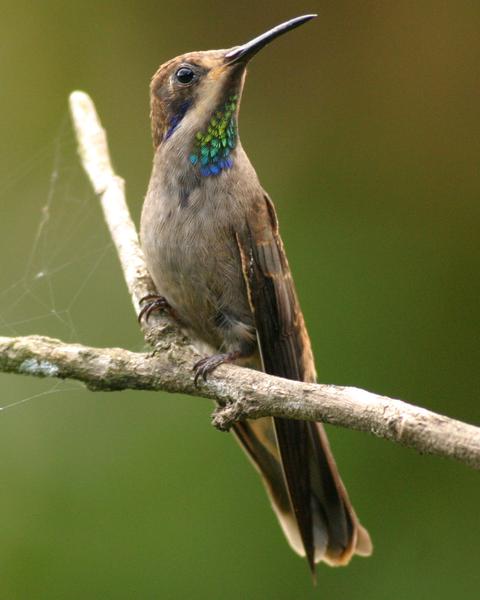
[175, 67, 195, 84]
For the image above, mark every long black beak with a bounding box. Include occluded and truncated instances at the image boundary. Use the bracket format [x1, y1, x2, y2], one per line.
[225, 14, 317, 65]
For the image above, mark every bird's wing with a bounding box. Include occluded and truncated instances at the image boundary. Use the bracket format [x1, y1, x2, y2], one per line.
[234, 192, 372, 571]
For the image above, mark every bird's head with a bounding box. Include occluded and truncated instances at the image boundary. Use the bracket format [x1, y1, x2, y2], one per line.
[150, 14, 316, 177]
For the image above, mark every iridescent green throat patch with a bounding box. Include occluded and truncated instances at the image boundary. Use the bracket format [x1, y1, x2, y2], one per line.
[189, 95, 238, 176]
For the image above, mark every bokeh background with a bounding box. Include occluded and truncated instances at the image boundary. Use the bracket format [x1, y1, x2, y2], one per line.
[1, 1, 479, 598]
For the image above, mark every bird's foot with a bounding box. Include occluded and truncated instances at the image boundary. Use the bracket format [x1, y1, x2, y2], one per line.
[193, 351, 241, 385]
[138, 294, 175, 323]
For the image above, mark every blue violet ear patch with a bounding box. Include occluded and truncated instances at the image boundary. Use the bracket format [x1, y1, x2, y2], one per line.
[189, 95, 238, 176]
[165, 101, 191, 140]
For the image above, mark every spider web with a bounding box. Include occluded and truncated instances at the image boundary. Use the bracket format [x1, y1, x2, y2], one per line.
[0, 114, 115, 411]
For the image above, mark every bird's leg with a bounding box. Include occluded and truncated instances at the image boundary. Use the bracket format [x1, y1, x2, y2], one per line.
[138, 294, 178, 323]
[193, 350, 247, 385]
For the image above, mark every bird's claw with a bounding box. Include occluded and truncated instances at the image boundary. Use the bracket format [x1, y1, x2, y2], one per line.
[138, 294, 171, 323]
[193, 355, 224, 385]
[192, 351, 241, 386]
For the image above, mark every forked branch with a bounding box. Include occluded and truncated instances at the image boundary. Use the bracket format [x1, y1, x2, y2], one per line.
[0, 91, 478, 472]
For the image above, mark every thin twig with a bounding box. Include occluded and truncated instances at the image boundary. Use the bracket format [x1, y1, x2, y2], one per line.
[69, 91, 157, 318]
[69, 91, 192, 355]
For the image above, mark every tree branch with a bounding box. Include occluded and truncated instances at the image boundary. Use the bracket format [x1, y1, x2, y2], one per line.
[1, 333, 479, 470]
[0, 91, 478, 473]
[69, 91, 156, 317]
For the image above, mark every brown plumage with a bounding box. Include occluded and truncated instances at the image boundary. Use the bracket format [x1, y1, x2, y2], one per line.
[140, 15, 372, 578]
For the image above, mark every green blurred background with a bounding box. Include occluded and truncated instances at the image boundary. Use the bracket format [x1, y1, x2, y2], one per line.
[1, 1, 479, 598]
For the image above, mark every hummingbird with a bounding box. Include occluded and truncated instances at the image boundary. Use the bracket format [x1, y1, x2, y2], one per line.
[140, 15, 372, 577]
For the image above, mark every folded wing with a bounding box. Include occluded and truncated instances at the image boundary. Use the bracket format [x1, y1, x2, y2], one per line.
[234, 192, 372, 572]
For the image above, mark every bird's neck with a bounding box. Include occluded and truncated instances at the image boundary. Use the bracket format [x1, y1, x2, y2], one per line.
[187, 94, 238, 177]
[158, 93, 239, 178]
